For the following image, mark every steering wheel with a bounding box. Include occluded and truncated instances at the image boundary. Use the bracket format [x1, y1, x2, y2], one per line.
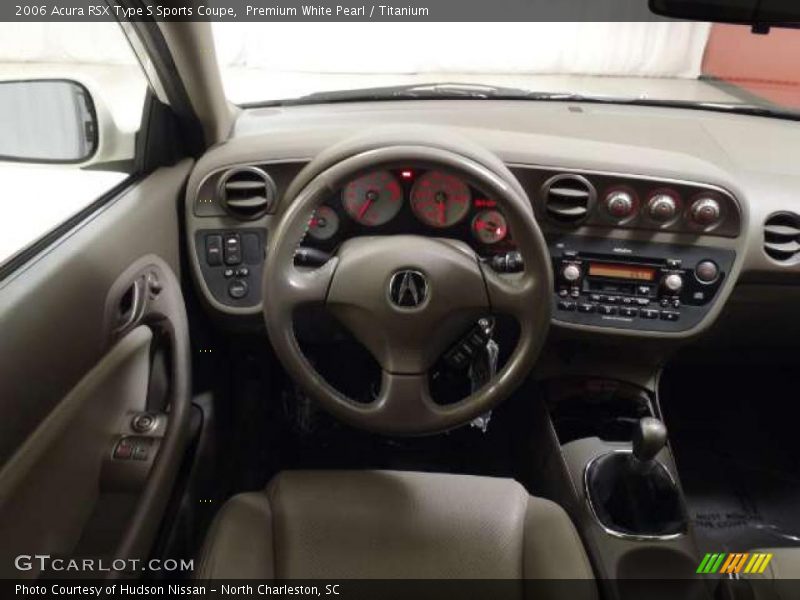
[262, 128, 552, 435]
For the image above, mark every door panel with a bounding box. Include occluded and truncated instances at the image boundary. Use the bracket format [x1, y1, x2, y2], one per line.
[0, 326, 153, 578]
[0, 160, 194, 578]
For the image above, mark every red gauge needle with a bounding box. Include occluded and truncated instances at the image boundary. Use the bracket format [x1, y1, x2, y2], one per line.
[358, 198, 373, 219]
[434, 191, 447, 226]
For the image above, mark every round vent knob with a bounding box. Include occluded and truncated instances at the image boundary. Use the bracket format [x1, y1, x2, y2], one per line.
[541, 174, 596, 226]
[689, 197, 721, 227]
[764, 212, 800, 263]
[604, 191, 635, 220]
[218, 167, 277, 220]
[647, 193, 679, 223]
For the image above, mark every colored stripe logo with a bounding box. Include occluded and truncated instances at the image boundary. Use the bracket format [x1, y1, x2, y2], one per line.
[696, 552, 773, 574]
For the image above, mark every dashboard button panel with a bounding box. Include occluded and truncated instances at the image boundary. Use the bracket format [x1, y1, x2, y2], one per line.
[196, 228, 266, 308]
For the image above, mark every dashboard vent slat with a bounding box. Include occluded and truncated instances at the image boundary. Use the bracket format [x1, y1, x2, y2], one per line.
[218, 167, 276, 220]
[541, 174, 596, 225]
[764, 224, 800, 238]
[764, 212, 800, 263]
[548, 186, 591, 199]
[225, 180, 268, 192]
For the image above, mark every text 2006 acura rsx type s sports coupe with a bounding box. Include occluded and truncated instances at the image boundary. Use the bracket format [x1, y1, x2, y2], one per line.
[1, 1, 799, 598]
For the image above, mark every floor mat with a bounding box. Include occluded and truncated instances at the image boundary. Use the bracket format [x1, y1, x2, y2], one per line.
[661, 363, 800, 554]
[679, 442, 800, 552]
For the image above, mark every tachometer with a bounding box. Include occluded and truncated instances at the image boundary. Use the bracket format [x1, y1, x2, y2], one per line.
[472, 210, 508, 244]
[308, 206, 340, 241]
[342, 170, 403, 226]
[410, 171, 471, 228]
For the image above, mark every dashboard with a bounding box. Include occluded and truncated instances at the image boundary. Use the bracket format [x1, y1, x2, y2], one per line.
[184, 99, 800, 341]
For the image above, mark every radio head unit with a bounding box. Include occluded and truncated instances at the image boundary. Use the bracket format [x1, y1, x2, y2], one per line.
[549, 236, 735, 333]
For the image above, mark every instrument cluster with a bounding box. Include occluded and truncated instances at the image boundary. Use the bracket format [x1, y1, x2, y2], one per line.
[301, 167, 515, 255]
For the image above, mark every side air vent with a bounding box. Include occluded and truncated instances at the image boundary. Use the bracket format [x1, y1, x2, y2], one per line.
[218, 167, 277, 220]
[764, 212, 800, 262]
[541, 174, 596, 225]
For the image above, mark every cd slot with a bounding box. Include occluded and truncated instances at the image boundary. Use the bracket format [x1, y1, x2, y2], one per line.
[584, 279, 655, 298]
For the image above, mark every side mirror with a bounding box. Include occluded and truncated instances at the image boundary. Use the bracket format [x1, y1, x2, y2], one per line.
[0, 79, 99, 164]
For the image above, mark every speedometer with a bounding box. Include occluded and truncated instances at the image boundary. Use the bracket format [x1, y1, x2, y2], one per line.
[342, 170, 403, 226]
[410, 171, 471, 228]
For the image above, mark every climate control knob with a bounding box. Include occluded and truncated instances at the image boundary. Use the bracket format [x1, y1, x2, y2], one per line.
[562, 263, 582, 283]
[661, 273, 684, 294]
[647, 193, 679, 223]
[605, 191, 635, 220]
[689, 197, 721, 227]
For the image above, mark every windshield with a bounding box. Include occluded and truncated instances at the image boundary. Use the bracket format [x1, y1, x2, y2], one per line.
[212, 22, 800, 116]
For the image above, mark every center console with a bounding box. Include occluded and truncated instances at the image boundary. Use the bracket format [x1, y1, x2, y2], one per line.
[550, 235, 736, 333]
[532, 379, 713, 600]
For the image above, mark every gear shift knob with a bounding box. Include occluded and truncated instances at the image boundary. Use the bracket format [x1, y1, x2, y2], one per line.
[632, 417, 667, 462]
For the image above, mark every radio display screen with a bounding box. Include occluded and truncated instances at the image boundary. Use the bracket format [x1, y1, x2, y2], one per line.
[588, 262, 656, 282]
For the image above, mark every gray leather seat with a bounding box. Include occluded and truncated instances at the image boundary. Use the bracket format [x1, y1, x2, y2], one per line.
[198, 470, 597, 590]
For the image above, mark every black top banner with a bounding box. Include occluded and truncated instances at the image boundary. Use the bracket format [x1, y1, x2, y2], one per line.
[5, 0, 668, 22]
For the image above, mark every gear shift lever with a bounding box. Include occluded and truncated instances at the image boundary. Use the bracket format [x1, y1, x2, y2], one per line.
[632, 417, 667, 462]
[584, 415, 686, 537]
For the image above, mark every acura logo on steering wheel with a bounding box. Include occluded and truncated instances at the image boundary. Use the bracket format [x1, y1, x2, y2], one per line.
[389, 270, 429, 308]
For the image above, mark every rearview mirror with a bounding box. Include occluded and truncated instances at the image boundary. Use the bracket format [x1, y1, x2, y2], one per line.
[649, 0, 800, 28]
[0, 79, 98, 164]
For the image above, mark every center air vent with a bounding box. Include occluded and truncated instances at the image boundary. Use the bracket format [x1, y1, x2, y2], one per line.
[764, 212, 800, 263]
[541, 174, 596, 225]
[218, 167, 276, 220]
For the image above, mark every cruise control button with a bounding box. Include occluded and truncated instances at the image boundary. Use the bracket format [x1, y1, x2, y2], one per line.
[660, 311, 680, 321]
[578, 303, 596, 313]
[228, 279, 249, 300]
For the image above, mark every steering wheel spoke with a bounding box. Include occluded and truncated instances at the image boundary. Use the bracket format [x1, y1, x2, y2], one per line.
[482, 266, 541, 323]
[371, 370, 446, 433]
[284, 258, 339, 308]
